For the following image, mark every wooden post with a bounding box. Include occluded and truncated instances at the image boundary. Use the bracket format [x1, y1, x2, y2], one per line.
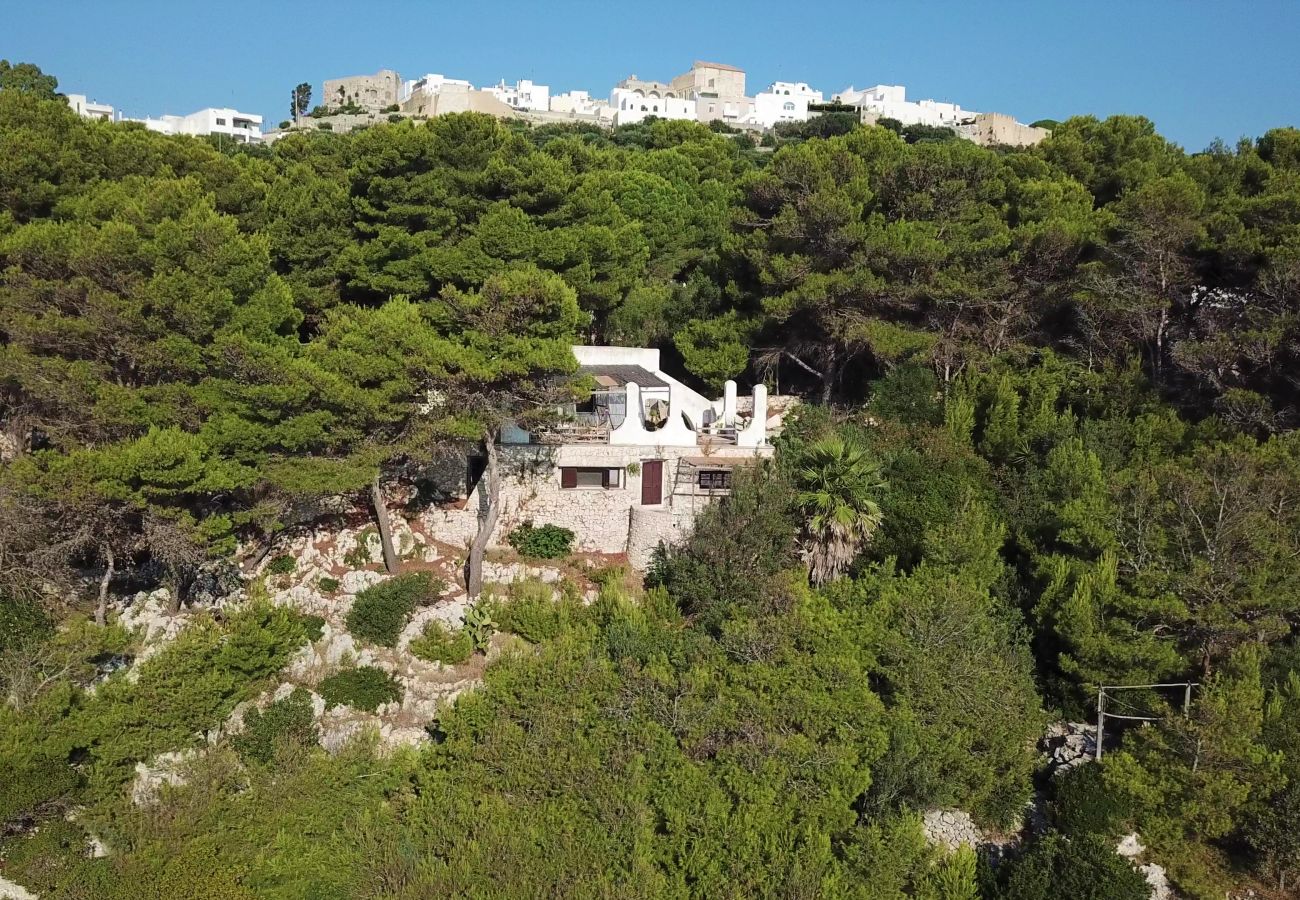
[1183, 682, 1193, 716]
[1095, 687, 1106, 762]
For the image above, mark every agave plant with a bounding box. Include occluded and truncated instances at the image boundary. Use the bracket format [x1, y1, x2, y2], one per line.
[795, 435, 887, 586]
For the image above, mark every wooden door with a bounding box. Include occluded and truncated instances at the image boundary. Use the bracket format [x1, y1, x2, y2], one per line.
[641, 459, 663, 505]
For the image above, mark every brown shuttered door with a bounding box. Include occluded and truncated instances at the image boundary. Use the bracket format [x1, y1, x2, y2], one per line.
[560, 467, 577, 489]
[641, 459, 663, 505]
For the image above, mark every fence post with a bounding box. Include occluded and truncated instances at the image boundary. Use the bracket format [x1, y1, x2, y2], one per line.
[1095, 688, 1106, 762]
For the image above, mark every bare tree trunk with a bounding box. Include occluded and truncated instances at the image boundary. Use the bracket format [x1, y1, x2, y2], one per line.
[167, 570, 183, 615]
[820, 350, 839, 405]
[1154, 306, 1168, 379]
[371, 473, 399, 575]
[466, 431, 500, 598]
[95, 545, 115, 627]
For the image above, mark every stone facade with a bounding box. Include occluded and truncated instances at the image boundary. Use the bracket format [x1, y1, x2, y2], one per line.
[323, 69, 401, 112]
[672, 61, 747, 102]
[956, 112, 1050, 147]
[400, 82, 517, 119]
[418, 442, 763, 567]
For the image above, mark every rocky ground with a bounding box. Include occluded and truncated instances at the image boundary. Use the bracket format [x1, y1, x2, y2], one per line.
[114, 507, 616, 810]
[919, 722, 1174, 900]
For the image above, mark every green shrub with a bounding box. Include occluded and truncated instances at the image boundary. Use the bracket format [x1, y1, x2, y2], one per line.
[506, 522, 575, 559]
[409, 620, 474, 665]
[301, 614, 325, 642]
[346, 573, 443, 647]
[587, 564, 628, 589]
[992, 833, 1148, 900]
[318, 576, 340, 594]
[1051, 763, 1129, 839]
[317, 667, 402, 711]
[233, 688, 318, 763]
[265, 554, 296, 576]
[387, 113, 403, 123]
[0, 594, 52, 652]
[492, 579, 584, 643]
[0, 746, 81, 824]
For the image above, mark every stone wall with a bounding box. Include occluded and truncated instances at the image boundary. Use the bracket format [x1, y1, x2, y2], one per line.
[956, 112, 1050, 148]
[417, 443, 767, 563]
[323, 70, 401, 112]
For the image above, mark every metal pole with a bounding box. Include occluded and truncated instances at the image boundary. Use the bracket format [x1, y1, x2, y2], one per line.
[1183, 682, 1193, 716]
[1095, 688, 1106, 762]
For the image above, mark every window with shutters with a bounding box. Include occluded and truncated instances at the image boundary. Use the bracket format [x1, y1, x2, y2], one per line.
[697, 469, 732, 490]
[560, 467, 623, 489]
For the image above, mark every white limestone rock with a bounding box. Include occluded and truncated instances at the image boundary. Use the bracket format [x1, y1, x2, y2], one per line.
[0, 875, 39, 900]
[1141, 862, 1172, 900]
[131, 749, 200, 806]
[341, 569, 385, 595]
[1116, 832, 1146, 858]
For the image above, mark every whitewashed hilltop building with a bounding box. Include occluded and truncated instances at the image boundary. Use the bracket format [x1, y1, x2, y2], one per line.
[486, 78, 550, 112]
[66, 93, 116, 121]
[399, 73, 472, 102]
[751, 81, 823, 129]
[609, 82, 696, 126]
[399, 75, 515, 119]
[290, 62, 1041, 144]
[424, 346, 787, 568]
[131, 108, 263, 143]
[548, 89, 606, 118]
[834, 83, 974, 128]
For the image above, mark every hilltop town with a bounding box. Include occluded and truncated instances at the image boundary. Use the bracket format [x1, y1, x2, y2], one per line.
[64, 59, 1050, 148]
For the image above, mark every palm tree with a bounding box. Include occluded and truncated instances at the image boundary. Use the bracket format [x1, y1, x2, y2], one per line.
[795, 435, 887, 586]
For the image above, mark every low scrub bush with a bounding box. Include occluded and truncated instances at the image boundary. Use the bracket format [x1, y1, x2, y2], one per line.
[265, 555, 297, 576]
[346, 573, 444, 647]
[506, 522, 575, 559]
[317, 667, 402, 711]
[318, 576, 340, 594]
[1051, 763, 1129, 839]
[492, 579, 585, 643]
[988, 833, 1148, 900]
[409, 620, 474, 665]
[301, 614, 325, 642]
[0, 594, 52, 652]
[233, 688, 318, 763]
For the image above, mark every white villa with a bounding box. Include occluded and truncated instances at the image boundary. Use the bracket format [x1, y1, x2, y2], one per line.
[485, 78, 550, 112]
[131, 107, 264, 143]
[424, 346, 784, 568]
[833, 83, 974, 128]
[66, 93, 116, 121]
[751, 81, 824, 129]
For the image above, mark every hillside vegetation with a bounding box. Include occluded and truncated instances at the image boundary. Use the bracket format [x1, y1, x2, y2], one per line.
[2, 64, 1300, 898]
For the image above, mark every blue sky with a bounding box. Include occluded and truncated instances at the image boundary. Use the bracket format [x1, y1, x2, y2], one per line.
[5, 0, 1298, 149]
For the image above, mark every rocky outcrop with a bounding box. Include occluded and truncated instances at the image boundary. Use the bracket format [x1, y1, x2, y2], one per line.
[1116, 833, 1173, 900]
[117, 590, 190, 665]
[131, 749, 201, 806]
[1041, 721, 1097, 776]
[0, 875, 39, 900]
